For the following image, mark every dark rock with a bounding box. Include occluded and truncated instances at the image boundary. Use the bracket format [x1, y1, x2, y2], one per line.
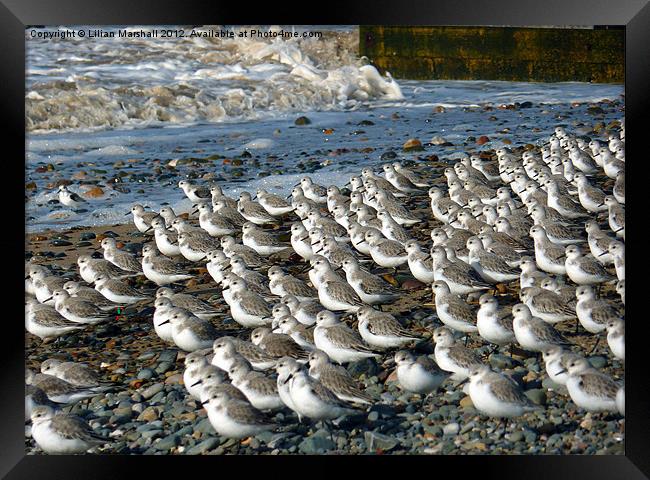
[347, 358, 380, 378]
[295, 116, 312, 126]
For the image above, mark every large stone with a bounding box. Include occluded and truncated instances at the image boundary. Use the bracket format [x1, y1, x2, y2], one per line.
[298, 435, 335, 454]
[364, 431, 399, 452]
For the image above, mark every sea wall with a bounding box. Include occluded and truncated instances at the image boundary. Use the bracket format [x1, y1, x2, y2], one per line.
[359, 26, 624, 83]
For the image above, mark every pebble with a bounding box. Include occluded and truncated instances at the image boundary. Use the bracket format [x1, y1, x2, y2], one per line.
[299, 434, 335, 454]
[141, 383, 164, 400]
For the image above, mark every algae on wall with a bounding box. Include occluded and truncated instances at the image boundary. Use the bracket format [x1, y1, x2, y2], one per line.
[359, 26, 624, 83]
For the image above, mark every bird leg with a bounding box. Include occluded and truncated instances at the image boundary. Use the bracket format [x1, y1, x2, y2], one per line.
[589, 335, 601, 355]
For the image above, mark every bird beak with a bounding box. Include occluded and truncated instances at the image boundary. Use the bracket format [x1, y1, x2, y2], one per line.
[159, 320, 170, 325]
[615, 227, 624, 233]
[598, 251, 608, 257]
[190, 380, 202, 387]
[201, 400, 209, 406]
[556, 368, 567, 375]
[457, 377, 470, 387]
[144, 226, 153, 233]
[125, 212, 131, 216]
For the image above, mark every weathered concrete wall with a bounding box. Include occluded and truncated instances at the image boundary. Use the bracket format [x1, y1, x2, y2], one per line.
[359, 26, 624, 83]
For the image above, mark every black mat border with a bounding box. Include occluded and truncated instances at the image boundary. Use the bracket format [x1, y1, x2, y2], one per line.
[1, 1, 647, 478]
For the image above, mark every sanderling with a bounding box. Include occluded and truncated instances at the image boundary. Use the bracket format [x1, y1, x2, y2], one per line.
[429, 187, 461, 223]
[383, 164, 423, 194]
[585, 220, 615, 264]
[194, 203, 237, 237]
[274, 357, 304, 416]
[179, 180, 211, 203]
[177, 231, 221, 262]
[529, 206, 584, 245]
[541, 346, 581, 387]
[394, 350, 448, 396]
[313, 310, 379, 364]
[544, 180, 589, 219]
[76, 255, 130, 284]
[228, 359, 284, 411]
[308, 210, 349, 241]
[466, 236, 520, 284]
[317, 237, 357, 268]
[562, 357, 620, 413]
[340, 257, 401, 305]
[268, 266, 317, 301]
[613, 171, 625, 204]
[93, 274, 148, 305]
[477, 233, 523, 268]
[392, 163, 430, 188]
[238, 192, 280, 225]
[27, 265, 68, 305]
[608, 241, 625, 281]
[256, 189, 295, 216]
[600, 147, 625, 179]
[289, 369, 357, 421]
[364, 230, 408, 268]
[152, 297, 176, 342]
[57, 185, 88, 209]
[356, 306, 419, 349]
[251, 327, 309, 361]
[183, 353, 219, 400]
[529, 225, 567, 275]
[128, 204, 159, 233]
[519, 286, 576, 324]
[476, 294, 515, 347]
[26, 385, 56, 422]
[300, 177, 328, 204]
[565, 244, 615, 285]
[281, 295, 320, 326]
[50, 290, 112, 325]
[518, 257, 548, 288]
[431, 281, 479, 333]
[210, 185, 238, 210]
[603, 196, 625, 239]
[573, 173, 607, 213]
[466, 365, 539, 419]
[158, 206, 178, 228]
[202, 389, 275, 439]
[141, 244, 193, 286]
[26, 370, 97, 404]
[100, 238, 143, 273]
[25, 299, 85, 342]
[512, 304, 570, 352]
[371, 190, 422, 226]
[404, 240, 435, 284]
[430, 247, 491, 295]
[241, 222, 289, 256]
[274, 315, 315, 350]
[155, 287, 219, 320]
[227, 277, 272, 328]
[290, 222, 314, 261]
[220, 236, 265, 267]
[212, 337, 277, 372]
[308, 350, 373, 405]
[376, 210, 411, 245]
[40, 359, 112, 390]
[212, 199, 247, 227]
[147, 216, 181, 257]
[432, 326, 483, 381]
[30, 405, 108, 454]
[162, 308, 220, 352]
[575, 285, 621, 334]
[605, 319, 625, 361]
[317, 275, 366, 313]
